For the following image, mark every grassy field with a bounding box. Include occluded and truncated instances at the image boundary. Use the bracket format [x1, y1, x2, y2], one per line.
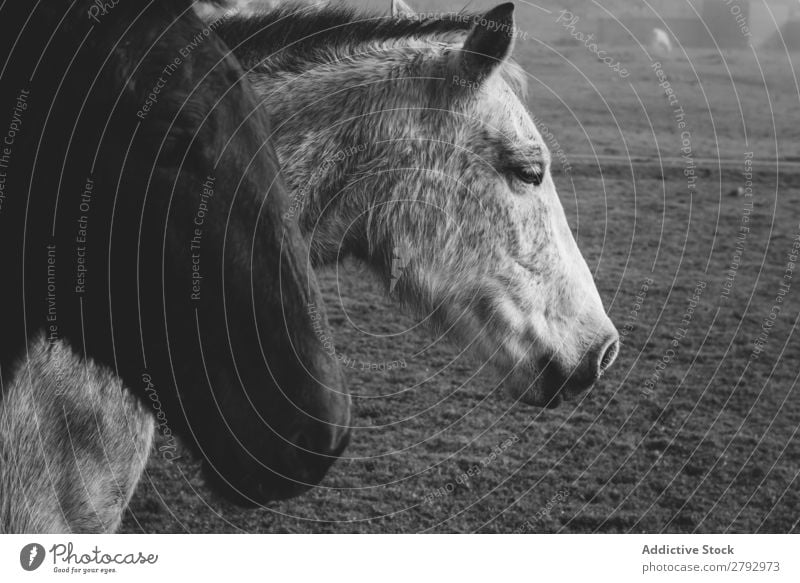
[121, 1, 799, 533]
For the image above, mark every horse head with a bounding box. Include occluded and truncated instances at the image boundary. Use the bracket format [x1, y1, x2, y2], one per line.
[222, 1, 620, 409]
[0, 0, 350, 505]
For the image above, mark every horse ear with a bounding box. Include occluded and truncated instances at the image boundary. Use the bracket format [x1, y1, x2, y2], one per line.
[391, 0, 415, 17]
[458, 3, 515, 79]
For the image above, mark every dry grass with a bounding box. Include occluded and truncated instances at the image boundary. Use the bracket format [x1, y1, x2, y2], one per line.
[121, 2, 800, 533]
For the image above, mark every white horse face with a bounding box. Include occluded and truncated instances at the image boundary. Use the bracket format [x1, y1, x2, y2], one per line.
[391, 4, 619, 407]
[217, 0, 620, 408]
[464, 78, 619, 406]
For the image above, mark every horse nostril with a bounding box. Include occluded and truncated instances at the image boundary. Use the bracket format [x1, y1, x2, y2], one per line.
[598, 334, 620, 374]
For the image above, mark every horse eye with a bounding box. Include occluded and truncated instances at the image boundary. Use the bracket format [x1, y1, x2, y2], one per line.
[512, 165, 543, 186]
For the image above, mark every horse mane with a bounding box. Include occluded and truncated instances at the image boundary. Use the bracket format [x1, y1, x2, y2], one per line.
[217, 3, 526, 96]
[219, 4, 472, 68]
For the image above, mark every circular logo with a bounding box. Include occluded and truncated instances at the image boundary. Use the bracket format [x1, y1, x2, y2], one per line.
[20, 543, 46, 571]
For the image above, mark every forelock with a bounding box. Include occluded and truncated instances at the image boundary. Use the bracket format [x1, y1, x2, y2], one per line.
[216, 4, 473, 73]
[215, 3, 529, 102]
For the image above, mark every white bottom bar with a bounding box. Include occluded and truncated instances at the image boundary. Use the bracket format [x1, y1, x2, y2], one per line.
[1, 534, 796, 582]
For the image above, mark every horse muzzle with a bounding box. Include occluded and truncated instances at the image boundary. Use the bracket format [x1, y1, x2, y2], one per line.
[516, 327, 620, 408]
[203, 419, 352, 505]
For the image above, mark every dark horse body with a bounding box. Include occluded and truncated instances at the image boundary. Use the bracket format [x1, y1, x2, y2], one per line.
[0, 0, 349, 530]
